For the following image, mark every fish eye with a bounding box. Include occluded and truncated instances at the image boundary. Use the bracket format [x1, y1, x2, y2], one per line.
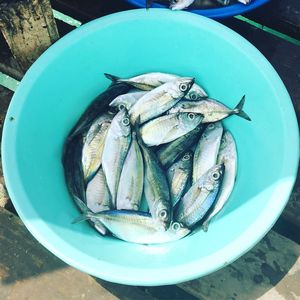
[118, 104, 126, 110]
[208, 123, 215, 129]
[159, 209, 168, 220]
[179, 83, 188, 92]
[188, 113, 195, 120]
[172, 222, 181, 231]
[182, 153, 191, 161]
[122, 117, 130, 126]
[189, 92, 198, 101]
[212, 171, 220, 180]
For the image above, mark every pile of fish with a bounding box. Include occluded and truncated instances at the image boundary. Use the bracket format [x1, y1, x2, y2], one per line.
[146, 0, 252, 10]
[62, 71, 250, 245]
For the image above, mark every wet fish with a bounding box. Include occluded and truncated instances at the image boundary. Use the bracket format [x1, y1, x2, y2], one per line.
[156, 125, 203, 168]
[140, 112, 203, 146]
[109, 90, 148, 111]
[137, 131, 172, 231]
[102, 109, 131, 207]
[74, 206, 190, 244]
[66, 83, 130, 141]
[202, 131, 237, 231]
[105, 72, 207, 101]
[86, 167, 112, 213]
[167, 151, 193, 207]
[175, 164, 224, 228]
[81, 114, 112, 182]
[170, 0, 195, 10]
[117, 132, 144, 210]
[168, 95, 251, 122]
[193, 122, 223, 183]
[129, 77, 195, 124]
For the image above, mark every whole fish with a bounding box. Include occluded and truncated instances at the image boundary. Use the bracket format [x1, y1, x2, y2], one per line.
[168, 95, 251, 122]
[66, 83, 130, 141]
[105, 72, 207, 101]
[129, 77, 195, 124]
[175, 164, 224, 228]
[73, 206, 190, 244]
[81, 113, 112, 182]
[156, 125, 203, 168]
[167, 151, 193, 207]
[193, 122, 223, 183]
[102, 109, 131, 207]
[140, 112, 203, 146]
[117, 132, 144, 210]
[137, 131, 172, 231]
[109, 90, 148, 111]
[170, 0, 195, 10]
[86, 167, 112, 213]
[202, 131, 237, 231]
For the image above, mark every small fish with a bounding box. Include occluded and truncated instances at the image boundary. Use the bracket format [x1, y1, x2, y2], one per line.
[73, 207, 190, 244]
[175, 164, 224, 228]
[193, 122, 223, 183]
[167, 151, 193, 207]
[109, 90, 148, 111]
[102, 109, 132, 207]
[156, 125, 203, 168]
[105, 72, 207, 101]
[81, 114, 112, 182]
[237, 0, 251, 4]
[86, 167, 112, 213]
[117, 132, 144, 210]
[129, 77, 195, 124]
[140, 112, 203, 146]
[168, 95, 251, 122]
[137, 130, 172, 231]
[170, 0, 195, 10]
[202, 131, 237, 231]
[66, 83, 130, 140]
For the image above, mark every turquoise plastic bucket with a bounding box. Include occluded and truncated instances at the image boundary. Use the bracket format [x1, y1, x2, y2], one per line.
[2, 9, 299, 285]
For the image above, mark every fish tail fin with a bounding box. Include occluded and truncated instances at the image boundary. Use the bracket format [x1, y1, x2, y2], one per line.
[232, 95, 251, 121]
[146, 0, 154, 9]
[72, 196, 95, 224]
[202, 221, 209, 232]
[104, 73, 121, 83]
[72, 214, 90, 224]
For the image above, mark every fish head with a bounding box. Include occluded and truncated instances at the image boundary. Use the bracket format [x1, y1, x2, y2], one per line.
[185, 85, 208, 101]
[168, 222, 191, 237]
[202, 121, 223, 140]
[179, 150, 193, 169]
[168, 77, 195, 99]
[204, 163, 225, 191]
[114, 109, 131, 137]
[179, 112, 203, 128]
[155, 202, 172, 231]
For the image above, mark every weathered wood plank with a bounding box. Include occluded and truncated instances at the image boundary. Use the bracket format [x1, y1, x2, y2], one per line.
[244, 0, 300, 40]
[0, 0, 59, 72]
[179, 231, 300, 300]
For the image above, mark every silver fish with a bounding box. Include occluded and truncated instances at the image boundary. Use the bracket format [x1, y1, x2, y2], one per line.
[129, 77, 195, 124]
[75, 208, 190, 244]
[86, 167, 111, 213]
[193, 122, 223, 183]
[202, 131, 237, 231]
[156, 125, 203, 168]
[170, 0, 195, 10]
[81, 114, 112, 182]
[175, 164, 224, 228]
[102, 109, 131, 207]
[105, 72, 207, 102]
[117, 132, 144, 210]
[137, 133, 172, 231]
[109, 90, 148, 111]
[168, 95, 251, 122]
[140, 112, 203, 146]
[167, 151, 193, 207]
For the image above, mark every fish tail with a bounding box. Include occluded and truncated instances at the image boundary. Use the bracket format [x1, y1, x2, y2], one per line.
[146, 0, 154, 9]
[201, 221, 209, 232]
[104, 73, 121, 83]
[72, 196, 95, 224]
[232, 95, 251, 121]
[72, 214, 90, 224]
